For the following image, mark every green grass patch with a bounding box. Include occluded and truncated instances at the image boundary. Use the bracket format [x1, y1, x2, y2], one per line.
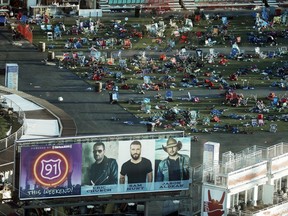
[5, 13, 288, 136]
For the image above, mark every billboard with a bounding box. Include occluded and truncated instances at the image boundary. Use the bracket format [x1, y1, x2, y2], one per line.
[19, 136, 191, 200]
[5, 63, 19, 91]
[202, 187, 227, 216]
[19, 144, 82, 199]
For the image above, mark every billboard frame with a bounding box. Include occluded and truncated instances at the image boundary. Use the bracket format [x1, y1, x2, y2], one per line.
[16, 131, 190, 202]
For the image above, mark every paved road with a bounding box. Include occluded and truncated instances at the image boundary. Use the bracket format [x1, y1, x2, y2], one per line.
[0, 17, 287, 167]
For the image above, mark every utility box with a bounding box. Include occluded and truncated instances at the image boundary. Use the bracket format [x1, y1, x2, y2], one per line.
[5, 63, 19, 91]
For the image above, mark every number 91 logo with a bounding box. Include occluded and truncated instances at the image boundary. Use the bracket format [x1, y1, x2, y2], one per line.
[33, 151, 69, 187]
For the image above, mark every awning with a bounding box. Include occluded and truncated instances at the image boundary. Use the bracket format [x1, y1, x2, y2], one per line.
[20, 119, 60, 140]
[3, 94, 43, 111]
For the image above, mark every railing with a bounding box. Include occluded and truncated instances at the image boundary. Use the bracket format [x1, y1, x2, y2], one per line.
[203, 143, 288, 186]
[265, 142, 288, 159]
[0, 95, 25, 151]
[239, 197, 288, 216]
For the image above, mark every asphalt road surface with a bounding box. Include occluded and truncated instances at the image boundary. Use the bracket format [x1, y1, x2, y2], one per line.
[0, 16, 287, 167]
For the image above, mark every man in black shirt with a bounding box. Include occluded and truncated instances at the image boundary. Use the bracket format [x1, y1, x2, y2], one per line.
[120, 141, 153, 184]
[88, 142, 118, 185]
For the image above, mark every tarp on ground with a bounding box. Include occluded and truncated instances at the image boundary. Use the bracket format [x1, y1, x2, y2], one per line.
[3, 94, 43, 111]
[21, 119, 60, 140]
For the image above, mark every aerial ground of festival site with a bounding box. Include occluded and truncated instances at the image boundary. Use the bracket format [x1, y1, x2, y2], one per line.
[0, 1, 288, 215]
[1, 4, 287, 166]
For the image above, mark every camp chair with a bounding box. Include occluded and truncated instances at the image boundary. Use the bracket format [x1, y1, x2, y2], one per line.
[172, 30, 180, 37]
[251, 119, 258, 127]
[90, 49, 101, 60]
[196, 49, 203, 59]
[47, 32, 53, 41]
[20, 15, 28, 23]
[123, 39, 132, 49]
[46, 24, 53, 31]
[229, 48, 239, 59]
[273, 16, 281, 24]
[258, 119, 264, 126]
[212, 116, 220, 122]
[232, 127, 239, 133]
[40, 24, 46, 31]
[267, 51, 276, 58]
[63, 53, 70, 60]
[180, 35, 188, 43]
[270, 124, 277, 133]
[180, 92, 192, 101]
[110, 91, 119, 104]
[222, 17, 228, 25]
[74, 41, 82, 49]
[165, 90, 173, 102]
[196, 31, 202, 39]
[54, 26, 62, 39]
[202, 117, 210, 126]
[271, 97, 279, 106]
[98, 40, 106, 49]
[71, 26, 79, 35]
[212, 27, 219, 36]
[119, 59, 127, 69]
[278, 47, 287, 55]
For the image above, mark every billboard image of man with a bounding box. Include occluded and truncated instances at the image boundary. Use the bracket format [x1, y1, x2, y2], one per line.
[156, 137, 190, 182]
[88, 142, 118, 185]
[119, 140, 153, 184]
